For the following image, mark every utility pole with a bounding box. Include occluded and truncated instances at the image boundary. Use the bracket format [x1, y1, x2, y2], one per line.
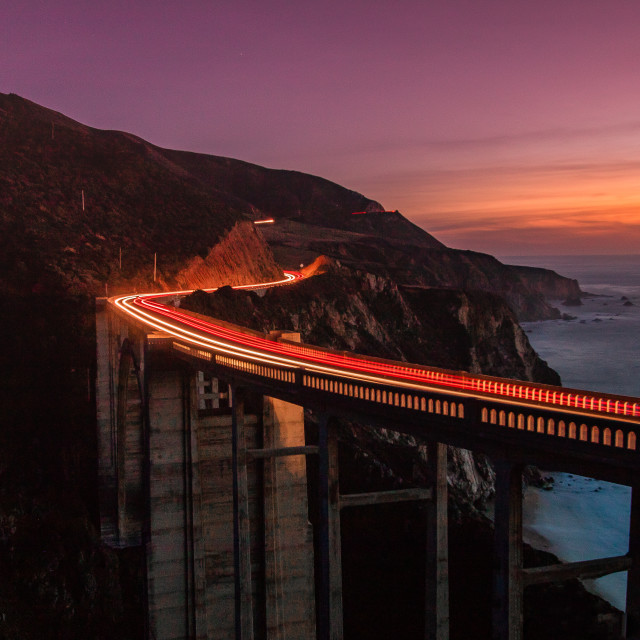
[82, 190, 85, 212]
[153, 252, 157, 282]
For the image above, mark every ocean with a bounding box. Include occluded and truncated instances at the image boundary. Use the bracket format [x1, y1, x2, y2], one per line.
[499, 254, 640, 611]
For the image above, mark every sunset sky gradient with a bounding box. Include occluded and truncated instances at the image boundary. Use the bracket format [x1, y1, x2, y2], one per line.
[3, 0, 640, 255]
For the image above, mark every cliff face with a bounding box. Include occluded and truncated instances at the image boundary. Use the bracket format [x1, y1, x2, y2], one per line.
[175, 222, 283, 290]
[182, 261, 560, 509]
[260, 222, 566, 321]
[182, 262, 559, 383]
[510, 264, 583, 301]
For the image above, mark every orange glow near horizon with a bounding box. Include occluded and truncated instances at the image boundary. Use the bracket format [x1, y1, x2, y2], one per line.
[383, 159, 640, 255]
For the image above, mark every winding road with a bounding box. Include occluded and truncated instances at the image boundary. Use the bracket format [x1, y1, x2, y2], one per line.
[111, 271, 640, 429]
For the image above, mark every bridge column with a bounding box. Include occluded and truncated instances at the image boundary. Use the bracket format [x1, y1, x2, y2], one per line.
[627, 476, 640, 639]
[231, 386, 255, 640]
[146, 365, 206, 640]
[95, 298, 119, 544]
[425, 441, 449, 640]
[492, 461, 524, 640]
[262, 388, 317, 638]
[317, 414, 344, 640]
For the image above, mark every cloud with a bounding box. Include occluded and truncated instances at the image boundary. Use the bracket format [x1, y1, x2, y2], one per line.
[413, 204, 640, 255]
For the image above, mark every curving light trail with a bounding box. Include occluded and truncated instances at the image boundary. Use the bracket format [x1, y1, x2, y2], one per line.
[111, 271, 640, 423]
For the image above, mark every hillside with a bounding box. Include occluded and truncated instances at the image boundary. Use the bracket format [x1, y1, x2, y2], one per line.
[0, 92, 579, 320]
[0, 93, 390, 294]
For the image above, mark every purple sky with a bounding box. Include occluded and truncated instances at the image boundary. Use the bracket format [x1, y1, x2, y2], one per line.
[4, 0, 640, 255]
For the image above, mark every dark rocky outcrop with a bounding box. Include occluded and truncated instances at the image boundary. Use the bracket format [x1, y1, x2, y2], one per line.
[509, 264, 583, 301]
[174, 221, 283, 290]
[260, 221, 567, 321]
[182, 260, 560, 383]
[182, 260, 560, 513]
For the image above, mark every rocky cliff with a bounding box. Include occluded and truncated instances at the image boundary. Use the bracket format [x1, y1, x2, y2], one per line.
[182, 259, 560, 510]
[174, 221, 283, 290]
[510, 264, 583, 301]
[180, 264, 620, 639]
[259, 221, 570, 321]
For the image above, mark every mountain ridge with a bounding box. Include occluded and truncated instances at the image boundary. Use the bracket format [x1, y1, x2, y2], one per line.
[0, 91, 579, 321]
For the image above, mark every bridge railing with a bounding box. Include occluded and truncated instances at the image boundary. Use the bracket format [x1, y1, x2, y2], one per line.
[163, 337, 640, 462]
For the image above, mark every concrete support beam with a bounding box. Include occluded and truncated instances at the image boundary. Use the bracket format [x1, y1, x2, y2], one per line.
[262, 386, 316, 639]
[339, 487, 432, 509]
[627, 476, 640, 639]
[146, 366, 205, 640]
[231, 386, 255, 640]
[248, 445, 319, 459]
[95, 299, 118, 544]
[523, 555, 632, 586]
[317, 415, 344, 640]
[425, 441, 449, 640]
[492, 461, 524, 640]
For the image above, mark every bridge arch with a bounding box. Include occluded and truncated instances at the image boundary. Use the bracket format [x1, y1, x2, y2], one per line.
[547, 419, 555, 435]
[629, 432, 637, 450]
[580, 424, 588, 441]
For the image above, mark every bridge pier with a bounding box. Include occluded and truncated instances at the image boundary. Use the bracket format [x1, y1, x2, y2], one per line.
[492, 461, 524, 640]
[627, 476, 640, 639]
[316, 414, 344, 640]
[231, 386, 254, 640]
[146, 365, 205, 640]
[425, 441, 449, 640]
[97, 306, 318, 639]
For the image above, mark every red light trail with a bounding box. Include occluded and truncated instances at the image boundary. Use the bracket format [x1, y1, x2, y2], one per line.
[112, 272, 640, 423]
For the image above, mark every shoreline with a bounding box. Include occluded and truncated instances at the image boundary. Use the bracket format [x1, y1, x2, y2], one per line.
[522, 488, 554, 553]
[523, 474, 630, 612]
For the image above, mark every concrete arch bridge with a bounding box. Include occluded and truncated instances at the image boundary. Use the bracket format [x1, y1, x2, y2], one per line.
[96, 277, 640, 640]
